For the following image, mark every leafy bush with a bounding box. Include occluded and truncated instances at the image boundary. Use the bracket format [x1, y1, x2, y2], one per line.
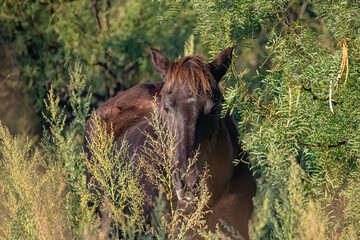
[0, 0, 196, 122]
[1, 0, 360, 239]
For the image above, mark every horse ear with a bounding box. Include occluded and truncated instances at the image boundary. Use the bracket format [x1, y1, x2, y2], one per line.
[209, 47, 233, 82]
[151, 48, 170, 80]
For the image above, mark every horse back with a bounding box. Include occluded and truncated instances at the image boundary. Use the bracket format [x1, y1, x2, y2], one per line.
[84, 82, 164, 143]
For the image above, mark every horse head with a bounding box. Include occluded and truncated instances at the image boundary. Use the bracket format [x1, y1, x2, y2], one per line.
[150, 48, 233, 202]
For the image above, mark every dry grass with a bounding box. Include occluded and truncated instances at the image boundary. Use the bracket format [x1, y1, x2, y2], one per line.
[83, 100, 213, 239]
[0, 122, 73, 240]
[138, 101, 212, 239]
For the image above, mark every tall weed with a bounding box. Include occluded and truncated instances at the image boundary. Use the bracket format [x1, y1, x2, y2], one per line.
[0, 64, 91, 239]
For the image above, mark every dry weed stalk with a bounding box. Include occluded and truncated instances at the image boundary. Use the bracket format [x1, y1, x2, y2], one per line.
[138, 100, 212, 239]
[0, 122, 73, 240]
[84, 112, 145, 239]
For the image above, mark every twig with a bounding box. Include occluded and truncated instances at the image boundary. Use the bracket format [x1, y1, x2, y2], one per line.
[276, 12, 300, 39]
[301, 84, 334, 102]
[329, 73, 334, 113]
[296, 137, 348, 149]
[232, 65, 273, 114]
[329, 40, 349, 114]
[286, 86, 292, 127]
[95, 61, 117, 79]
[90, 0, 102, 30]
[298, 2, 308, 19]
[231, 65, 276, 126]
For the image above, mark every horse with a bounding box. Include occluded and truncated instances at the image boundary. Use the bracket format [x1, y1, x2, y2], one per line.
[84, 48, 256, 239]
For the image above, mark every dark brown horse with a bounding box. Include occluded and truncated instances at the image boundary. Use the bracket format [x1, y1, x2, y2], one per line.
[85, 48, 256, 239]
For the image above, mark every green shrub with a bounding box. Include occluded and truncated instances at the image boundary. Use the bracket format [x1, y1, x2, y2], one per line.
[1, 0, 360, 239]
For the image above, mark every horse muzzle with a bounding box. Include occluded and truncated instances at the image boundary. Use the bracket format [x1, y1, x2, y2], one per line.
[172, 170, 197, 202]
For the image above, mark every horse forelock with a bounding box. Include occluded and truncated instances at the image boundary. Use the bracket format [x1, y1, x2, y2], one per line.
[164, 56, 216, 95]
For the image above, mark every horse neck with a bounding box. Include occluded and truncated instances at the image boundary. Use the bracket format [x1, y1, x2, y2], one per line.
[200, 115, 239, 200]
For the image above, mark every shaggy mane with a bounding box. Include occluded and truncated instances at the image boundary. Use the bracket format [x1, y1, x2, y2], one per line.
[165, 55, 215, 95]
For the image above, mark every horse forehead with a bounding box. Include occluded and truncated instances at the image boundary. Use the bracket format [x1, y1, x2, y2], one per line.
[182, 94, 210, 106]
[185, 97, 196, 103]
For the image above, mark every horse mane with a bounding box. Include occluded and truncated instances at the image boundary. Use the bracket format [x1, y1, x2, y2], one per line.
[165, 55, 216, 95]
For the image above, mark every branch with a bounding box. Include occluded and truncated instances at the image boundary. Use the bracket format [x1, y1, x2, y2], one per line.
[105, 0, 111, 30]
[301, 85, 326, 101]
[95, 61, 117, 79]
[232, 65, 273, 114]
[295, 137, 348, 149]
[90, 0, 102, 30]
[298, 2, 308, 19]
[231, 65, 277, 125]
[301, 84, 337, 104]
[276, 13, 300, 39]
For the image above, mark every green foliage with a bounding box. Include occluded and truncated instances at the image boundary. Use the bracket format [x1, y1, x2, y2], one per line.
[213, 0, 360, 238]
[184, 34, 195, 57]
[1, 0, 360, 239]
[156, 0, 359, 238]
[0, 0, 196, 119]
[41, 63, 90, 185]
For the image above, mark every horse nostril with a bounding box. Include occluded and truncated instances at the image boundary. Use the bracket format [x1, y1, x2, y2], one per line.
[175, 178, 186, 190]
[172, 171, 185, 190]
[179, 179, 185, 189]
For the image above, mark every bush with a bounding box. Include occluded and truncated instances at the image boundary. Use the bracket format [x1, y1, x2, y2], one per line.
[1, 0, 360, 239]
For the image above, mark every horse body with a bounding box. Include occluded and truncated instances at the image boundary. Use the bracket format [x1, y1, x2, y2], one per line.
[85, 48, 256, 239]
